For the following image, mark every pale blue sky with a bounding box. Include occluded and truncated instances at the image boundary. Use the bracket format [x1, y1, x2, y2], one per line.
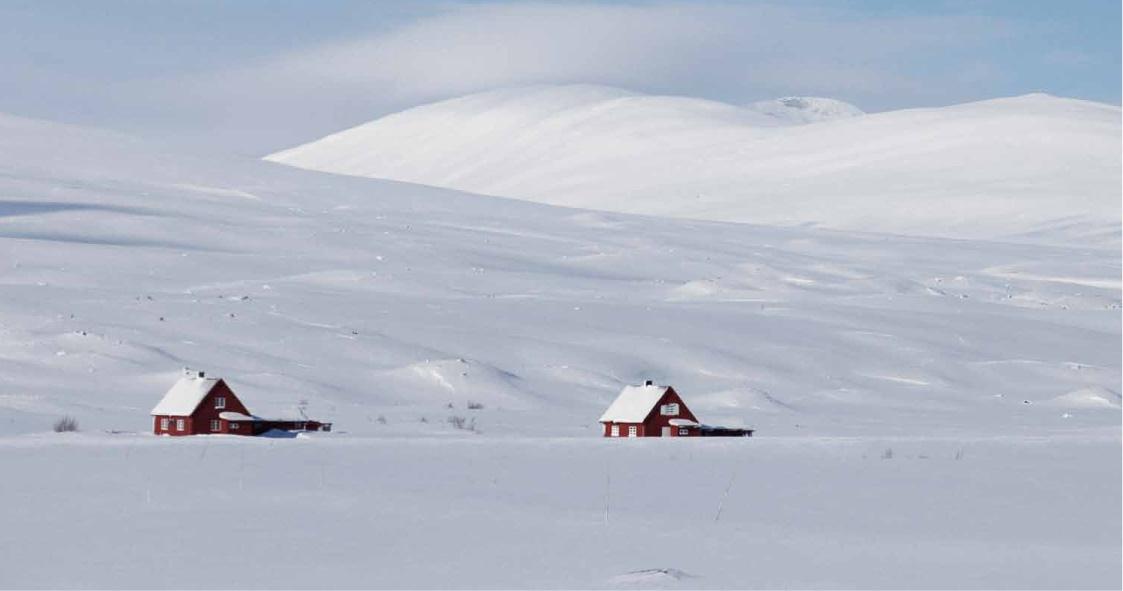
[2, 1, 1118, 154]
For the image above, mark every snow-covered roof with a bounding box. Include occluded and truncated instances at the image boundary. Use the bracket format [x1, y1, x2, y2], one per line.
[150, 375, 220, 416]
[599, 383, 669, 423]
[219, 411, 257, 422]
[668, 418, 698, 427]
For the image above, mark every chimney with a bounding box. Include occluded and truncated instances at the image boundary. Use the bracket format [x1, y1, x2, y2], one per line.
[644, 379, 654, 387]
[197, 371, 206, 378]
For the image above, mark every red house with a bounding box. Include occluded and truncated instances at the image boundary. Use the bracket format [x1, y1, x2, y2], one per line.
[599, 381, 753, 438]
[151, 370, 331, 436]
[599, 381, 702, 437]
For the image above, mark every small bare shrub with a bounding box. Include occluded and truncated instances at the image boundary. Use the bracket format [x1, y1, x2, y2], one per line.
[447, 415, 477, 432]
[53, 416, 79, 433]
[880, 447, 893, 460]
[376, 415, 387, 424]
[467, 401, 484, 410]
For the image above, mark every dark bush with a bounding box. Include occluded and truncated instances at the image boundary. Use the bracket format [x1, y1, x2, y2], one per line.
[53, 416, 79, 432]
[447, 415, 477, 432]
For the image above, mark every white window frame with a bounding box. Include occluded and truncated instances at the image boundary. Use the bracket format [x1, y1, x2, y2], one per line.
[610, 424, 620, 437]
[230, 422, 239, 430]
[210, 419, 221, 432]
[679, 428, 689, 436]
[160, 418, 169, 431]
[176, 418, 185, 431]
[628, 425, 638, 437]
[660, 403, 679, 416]
[214, 396, 226, 409]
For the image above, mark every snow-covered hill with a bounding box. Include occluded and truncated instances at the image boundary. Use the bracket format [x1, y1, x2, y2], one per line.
[267, 85, 1120, 244]
[0, 111, 1119, 587]
[2, 109, 1118, 438]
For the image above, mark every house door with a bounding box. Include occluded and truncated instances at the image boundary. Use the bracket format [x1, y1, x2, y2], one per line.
[661, 426, 671, 437]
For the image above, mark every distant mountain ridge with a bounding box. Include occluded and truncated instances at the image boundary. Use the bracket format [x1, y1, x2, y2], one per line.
[266, 85, 1121, 244]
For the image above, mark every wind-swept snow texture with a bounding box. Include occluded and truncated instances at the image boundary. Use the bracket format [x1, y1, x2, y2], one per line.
[267, 85, 1121, 244]
[0, 109, 1119, 588]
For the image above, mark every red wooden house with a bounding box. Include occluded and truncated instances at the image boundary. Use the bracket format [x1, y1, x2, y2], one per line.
[151, 370, 331, 436]
[599, 381, 702, 437]
[599, 381, 753, 438]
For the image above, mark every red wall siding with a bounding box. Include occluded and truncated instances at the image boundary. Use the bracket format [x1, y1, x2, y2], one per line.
[641, 388, 699, 436]
[153, 415, 194, 436]
[602, 422, 646, 437]
[225, 420, 254, 436]
[188, 380, 250, 435]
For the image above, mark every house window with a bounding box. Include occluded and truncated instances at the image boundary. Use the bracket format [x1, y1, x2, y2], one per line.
[679, 428, 689, 436]
[176, 418, 185, 431]
[230, 422, 239, 430]
[160, 418, 168, 431]
[660, 403, 679, 416]
[628, 425, 638, 437]
[210, 419, 221, 432]
[610, 425, 620, 437]
[214, 396, 226, 409]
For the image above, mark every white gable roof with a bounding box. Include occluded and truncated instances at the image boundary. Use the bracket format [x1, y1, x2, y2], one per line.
[599, 383, 669, 423]
[150, 375, 220, 416]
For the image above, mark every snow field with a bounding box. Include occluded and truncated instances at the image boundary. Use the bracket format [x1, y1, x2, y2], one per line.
[0, 433, 1118, 589]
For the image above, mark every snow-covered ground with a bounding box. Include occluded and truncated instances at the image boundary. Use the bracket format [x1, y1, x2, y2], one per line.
[0, 103, 1119, 588]
[3, 434, 1118, 589]
[267, 85, 1120, 244]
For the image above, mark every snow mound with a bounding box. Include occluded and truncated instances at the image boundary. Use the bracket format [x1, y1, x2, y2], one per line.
[691, 387, 796, 413]
[266, 86, 1120, 244]
[377, 358, 533, 410]
[610, 568, 697, 587]
[259, 429, 301, 439]
[748, 96, 864, 123]
[1044, 387, 1122, 409]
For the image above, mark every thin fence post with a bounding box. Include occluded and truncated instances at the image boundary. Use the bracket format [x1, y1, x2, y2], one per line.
[604, 464, 611, 525]
[714, 473, 736, 522]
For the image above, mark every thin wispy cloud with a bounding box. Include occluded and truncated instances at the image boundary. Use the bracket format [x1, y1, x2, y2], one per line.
[257, 3, 1002, 100]
[0, 1, 1116, 152]
[136, 2, 1011, 150]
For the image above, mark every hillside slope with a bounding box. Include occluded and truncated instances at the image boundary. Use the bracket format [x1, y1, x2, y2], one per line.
[0, 112, 1119, 588]
[267, 86, 1121, 243]
[1, 111, 1117, 437]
